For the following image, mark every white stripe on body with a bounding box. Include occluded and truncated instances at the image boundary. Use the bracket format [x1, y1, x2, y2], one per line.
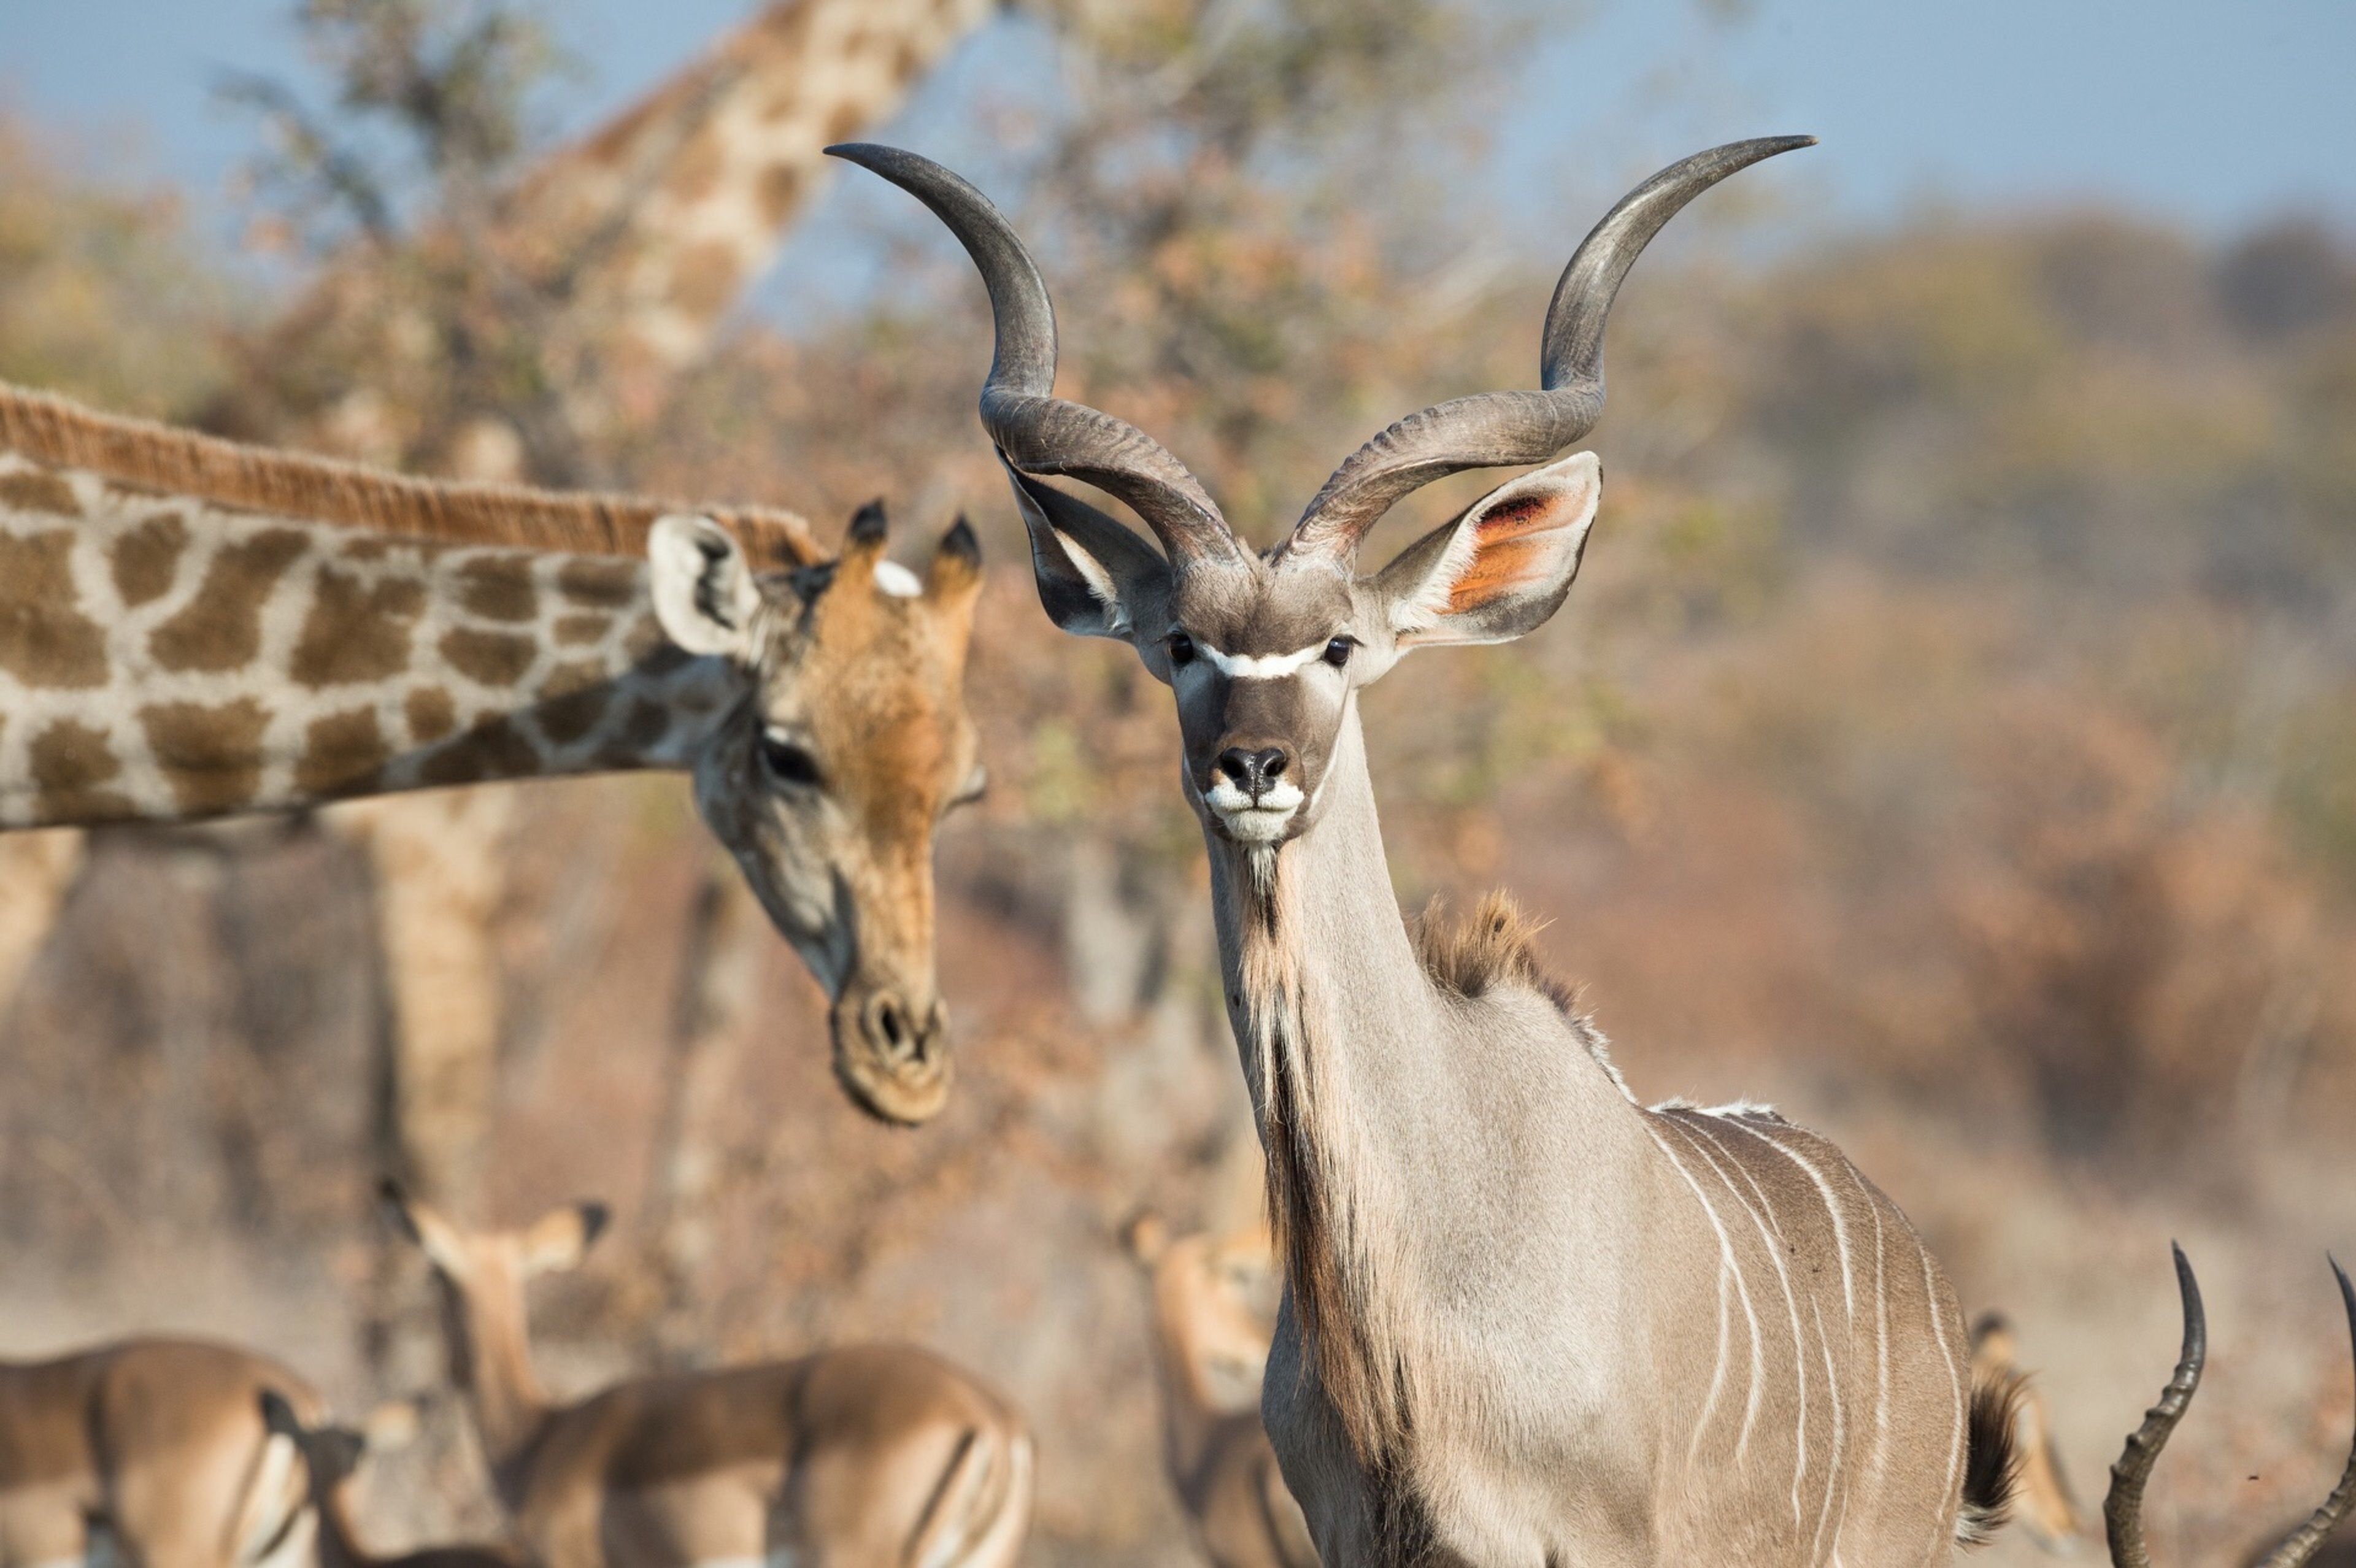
[233, 1431, 301, 1567]
[1649, 1111, 1771, 1469]
[1919, 1245, 1967, 1567]
[1737, 1120, 1858, 1326]
[1809, 1293, 1849, 1567]
[1642, 1121, 1758, 1469]
[1668, 1117, 1813, 1531]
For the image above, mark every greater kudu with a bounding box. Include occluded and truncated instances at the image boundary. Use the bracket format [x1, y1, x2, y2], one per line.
[838, 136, 2017, 1564]
[845, 136, 2356, 1566]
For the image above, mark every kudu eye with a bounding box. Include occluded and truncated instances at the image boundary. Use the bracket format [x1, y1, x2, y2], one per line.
[1324, 637, 1355, 669]
[759, 731, 823, 788]
[1167, 632, 1197, 668]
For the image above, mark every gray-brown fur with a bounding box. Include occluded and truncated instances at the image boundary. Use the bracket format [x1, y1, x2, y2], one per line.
[856, 139, 2001, 1563]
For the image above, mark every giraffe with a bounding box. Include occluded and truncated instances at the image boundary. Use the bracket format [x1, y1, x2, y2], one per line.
[0, 380, 987, 1131]
[223, 0, 999, 474]
[0, 0, 1002, 1206]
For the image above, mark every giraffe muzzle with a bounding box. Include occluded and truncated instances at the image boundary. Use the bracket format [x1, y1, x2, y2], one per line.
[832, 986, 952, 1125]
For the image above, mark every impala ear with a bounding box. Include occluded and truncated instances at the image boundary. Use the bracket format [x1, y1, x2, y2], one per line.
[1123, 1211, 1172, 1267]
[360, 1399, 423, 1455]
[650, 515, 763, 661]
[520, 1201, 609, 1277]
[1372, 451, 1601, 648]
[379, 1179, 472, 1282]
[1002, 458, 1171, 645]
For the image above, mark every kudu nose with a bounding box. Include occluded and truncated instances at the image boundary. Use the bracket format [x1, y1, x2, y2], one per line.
[1217, 746, 1291, 801]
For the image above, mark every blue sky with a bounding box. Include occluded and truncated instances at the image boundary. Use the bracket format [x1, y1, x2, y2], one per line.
[2, 0, 2349, 318]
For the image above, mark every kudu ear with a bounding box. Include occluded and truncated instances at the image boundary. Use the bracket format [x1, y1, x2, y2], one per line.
[1371, 452, 1601, 649]
[519, 1201, 609, 1277]
[649, 515, 764, 661]
[1001, 458, 1171, 645]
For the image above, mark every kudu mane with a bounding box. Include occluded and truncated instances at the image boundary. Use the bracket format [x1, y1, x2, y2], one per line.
[0, 381, 817, 564]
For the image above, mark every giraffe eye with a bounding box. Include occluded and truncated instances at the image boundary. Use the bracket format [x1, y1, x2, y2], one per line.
[759, 732, 822, 788]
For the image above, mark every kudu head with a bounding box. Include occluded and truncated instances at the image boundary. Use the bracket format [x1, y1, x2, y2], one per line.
[829, 137, 1807, 851]
[650, 501, 986, 1125]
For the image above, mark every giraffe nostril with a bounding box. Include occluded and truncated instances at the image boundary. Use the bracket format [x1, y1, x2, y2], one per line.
[864, 993, 916, 1061]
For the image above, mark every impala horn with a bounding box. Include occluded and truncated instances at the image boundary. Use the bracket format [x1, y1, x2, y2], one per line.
[826, 143, 1243, 569]
[2103, 1246, 2356, 1568]
[1281, 135, 1815, 563]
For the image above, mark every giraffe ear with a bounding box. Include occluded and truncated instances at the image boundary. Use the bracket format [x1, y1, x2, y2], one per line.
[650, 515, 764, 661]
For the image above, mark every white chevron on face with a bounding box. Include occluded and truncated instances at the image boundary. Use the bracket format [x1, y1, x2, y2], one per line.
[1194, 639, 1330, 680]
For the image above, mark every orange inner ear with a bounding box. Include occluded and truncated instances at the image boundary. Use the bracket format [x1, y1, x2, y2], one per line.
[1446, 494, 1563, 613]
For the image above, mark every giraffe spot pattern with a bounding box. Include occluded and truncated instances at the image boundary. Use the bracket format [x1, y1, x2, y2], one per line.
[140, 697, 271, 815]
[553, 613, 610, 646]
[406, 686, 458, 744]
[456, 554, 539, 623]
[557, 557, 637, 609]
[0, 469, 81, 517]
[534, 663, 612, 747]
[148, 528, 309, 673]
[0, 531, 110, 689]
[674, 240, 742, 320]
[29, 718, 133, 821]
[418, 715, 539, 787]
[291, 566, 428, 687]
[441, 627, 537, 688]
[296, 706, 391, 797]
[109, 512, 190, 608]
[756, 163, 803, 228]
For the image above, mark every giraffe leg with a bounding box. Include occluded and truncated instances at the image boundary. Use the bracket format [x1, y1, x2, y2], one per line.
[328, 788, 517, 1205]
[0, 826, 87, 1019]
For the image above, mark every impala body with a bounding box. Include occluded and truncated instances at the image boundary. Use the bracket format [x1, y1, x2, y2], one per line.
[0, 1340, 323, 1568]
[385, 1187, 1032, 1568]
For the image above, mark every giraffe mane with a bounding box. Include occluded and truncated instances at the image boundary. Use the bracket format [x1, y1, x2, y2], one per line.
[0, 380, 818, 566]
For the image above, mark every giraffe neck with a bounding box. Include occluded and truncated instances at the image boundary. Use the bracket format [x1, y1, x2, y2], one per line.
[536, 0, 995, 383]
[0, 454, 734, 826]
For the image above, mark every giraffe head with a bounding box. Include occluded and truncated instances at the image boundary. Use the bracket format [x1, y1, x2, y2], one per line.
[650, 501, 985, 1126]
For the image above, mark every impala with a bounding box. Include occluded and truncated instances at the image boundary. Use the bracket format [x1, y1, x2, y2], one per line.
[0, 1339, 323, 1568]
[1126, 1215, 1318, 1568]
[380, 1185, 1032, 1568]
[256, 1392, 517, 1568]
